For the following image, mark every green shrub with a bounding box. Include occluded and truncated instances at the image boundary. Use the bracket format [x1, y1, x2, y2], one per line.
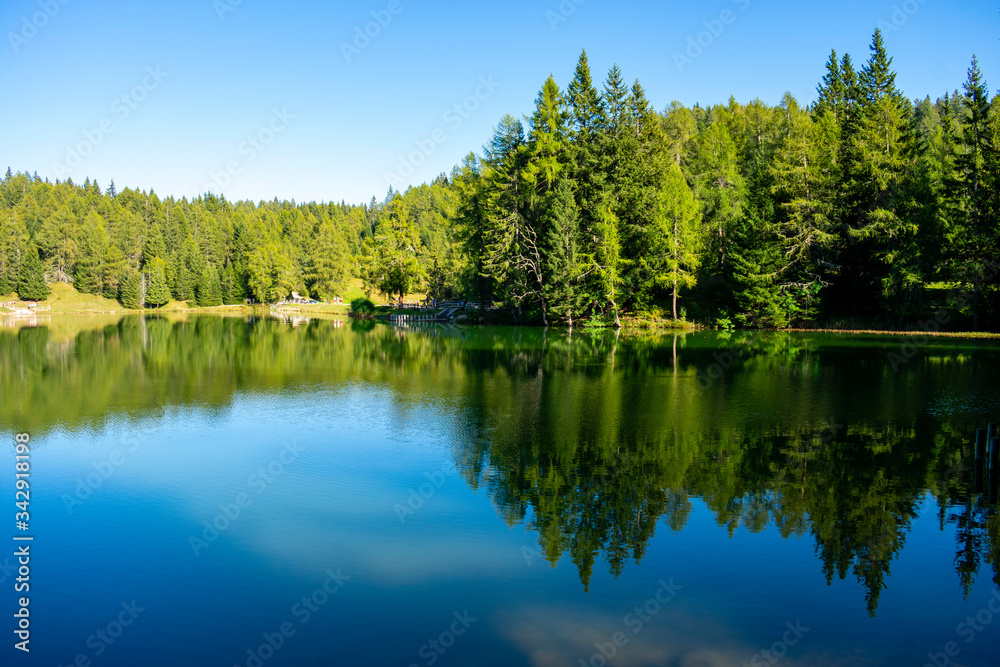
[349, 297, 376, 316]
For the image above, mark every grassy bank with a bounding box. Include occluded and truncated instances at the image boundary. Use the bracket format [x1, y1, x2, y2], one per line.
[5, 282, 1000, 338]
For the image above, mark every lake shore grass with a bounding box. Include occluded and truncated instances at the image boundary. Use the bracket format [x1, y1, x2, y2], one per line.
[4, 282, 1000, 337]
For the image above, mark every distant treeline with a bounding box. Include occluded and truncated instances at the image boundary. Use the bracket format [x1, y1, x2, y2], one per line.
[2, 29, 998, 329]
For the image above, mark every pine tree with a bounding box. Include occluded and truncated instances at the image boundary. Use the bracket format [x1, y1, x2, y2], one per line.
[481, 115, 543, 320]
[196, 266, 223, 306]
[222, 263, 243, 304]
[566, 51, 610, 319]
[145, 258, 172, 307]
[142, 221, 167, 268]
[17, 243, 49, 301]
[74, 209, 111, 294]
[945, 56, 993, 330]
[453, 154, 494, 308]
[118, 267, 142, 309]
[359, 195, 424, 300]
[835, 29, 920, 319]
[656, 162, 701, 320]
[543, 178, 584, 326]
[38, 204, 78, 282]
[0, 209, 28, 295]
[525, 75, 569, 192]
[814, 49, 845, 120]
[770, 93, 837, 302]
[690, 116, 744, 285]
[619, 81, 671, 312]
[727, 155, 786, 326]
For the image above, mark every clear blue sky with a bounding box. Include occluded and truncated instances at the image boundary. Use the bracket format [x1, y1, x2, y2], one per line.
[1, 0, 997, 205]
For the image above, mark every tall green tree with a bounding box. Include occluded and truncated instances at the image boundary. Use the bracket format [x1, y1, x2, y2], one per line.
[359, 195, 424, 301]
[836, 29, 921, 320]
[145, 257, 172, 307]
[657, 162, 701, 320]
[196, 266, 223, 307]
[944, 56, 993, 330]
[118, 267, 142, 309]
[17, 242, 49, 301]
[306, 218, 351, 300]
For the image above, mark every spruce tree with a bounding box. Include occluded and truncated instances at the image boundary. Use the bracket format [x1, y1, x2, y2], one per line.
[543, 178, 584, 326]
[17, 243, 49, 301]
[145, 258, 171, 307]
[835, 29, 920, 319]
[196, 266, 223, 306]
[949, 56, 992, 329]
[657, 162, 700, 321]
[814, 49, 845, 120]
[222, 263, 243, 305]
[118, 268, 142, 309]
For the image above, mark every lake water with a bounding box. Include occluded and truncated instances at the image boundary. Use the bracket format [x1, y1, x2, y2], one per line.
[2, 314, 999, 667]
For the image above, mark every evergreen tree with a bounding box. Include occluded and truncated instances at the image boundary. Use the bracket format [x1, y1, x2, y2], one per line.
[306, 218, 350, 300]
[118, 267, 142, 309]
[543, 178, 584, 326]
[196, 266, 223, 307]
[770, 92, 838, 317]
[17, 243, 49, 301]
[38, 204, 78, 282]
[945, 56, 993, 329]
[222, 263, 243, 305]
[142, 221, 167, 268]
[656, 162, 701, 320]
[74, 209, 111, 295]
[359, 195, 424, 300]
[0, 209, 28, 295]
[814, 50, 848, 121]
[835, 29, 920, 319]
[453, 154, 494, 308]
[525, 75, 569, 191]
[619, 81, 671, 311]
[145, 258, 172, 307]
[481, 115, 546, 321]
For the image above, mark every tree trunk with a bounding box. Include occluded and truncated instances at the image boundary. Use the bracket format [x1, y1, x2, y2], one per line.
[672, 281, 678, 321]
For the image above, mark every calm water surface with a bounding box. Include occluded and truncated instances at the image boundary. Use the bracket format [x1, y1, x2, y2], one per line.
[2, 314, 999, 666]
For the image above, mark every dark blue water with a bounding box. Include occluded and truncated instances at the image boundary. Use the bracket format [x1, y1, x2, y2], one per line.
[2, 315, 999, 666]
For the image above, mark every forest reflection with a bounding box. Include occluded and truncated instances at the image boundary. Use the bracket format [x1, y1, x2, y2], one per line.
[2, 314, 998, 614]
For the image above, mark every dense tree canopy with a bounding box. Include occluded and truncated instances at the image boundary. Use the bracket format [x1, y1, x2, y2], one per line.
[2, 31, 998, 329]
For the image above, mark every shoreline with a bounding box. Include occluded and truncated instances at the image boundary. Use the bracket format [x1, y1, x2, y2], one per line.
[5, 305, 1000, 339]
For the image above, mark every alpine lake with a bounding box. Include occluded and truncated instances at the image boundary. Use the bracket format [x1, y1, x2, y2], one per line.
[2, 312, 999, 667]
